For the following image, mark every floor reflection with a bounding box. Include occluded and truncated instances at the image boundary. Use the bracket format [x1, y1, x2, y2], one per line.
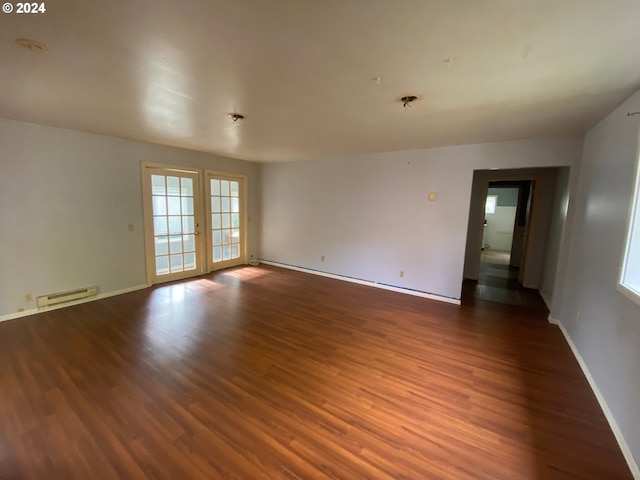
[141, 281, 224, 361]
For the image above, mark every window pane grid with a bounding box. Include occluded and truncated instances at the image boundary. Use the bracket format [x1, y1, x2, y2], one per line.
[210, 178, 241, 263]
[152, 173, 196, 276]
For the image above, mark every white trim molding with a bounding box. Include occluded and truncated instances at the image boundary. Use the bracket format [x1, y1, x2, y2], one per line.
[0, 284, 150, 324]
[259, 260, 461, 305]
[617, 283, 640, 308]
[539, 290, 553, 310]
[548, 317, 640, 480]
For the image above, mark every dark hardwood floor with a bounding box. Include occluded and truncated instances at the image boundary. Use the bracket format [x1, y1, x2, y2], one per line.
[0, 265, 632, 479]
[463, 260, 549, 310]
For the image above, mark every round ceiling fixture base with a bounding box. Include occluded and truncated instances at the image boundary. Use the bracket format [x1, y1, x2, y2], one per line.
[400, 95, 419, 108]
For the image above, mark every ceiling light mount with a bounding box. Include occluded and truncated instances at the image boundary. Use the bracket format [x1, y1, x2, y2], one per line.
[400, 95, 419, 108]
[15, 38, 47, 52]
[228, 113, 245, 122]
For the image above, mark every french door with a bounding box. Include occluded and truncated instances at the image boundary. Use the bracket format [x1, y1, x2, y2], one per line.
[142, 165, 247, 285]
[205, 172, 246, 270]
[142, 165, 204, 284]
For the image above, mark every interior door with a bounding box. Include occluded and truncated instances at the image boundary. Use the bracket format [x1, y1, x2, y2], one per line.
[510, 185, 526, 268]
[206, 172, 246, 271]
[142, 165, 204, 284]
[518, 181, 535, 284]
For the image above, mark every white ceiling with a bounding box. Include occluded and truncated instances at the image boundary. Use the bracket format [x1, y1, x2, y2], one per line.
[1, 0, 639, 162]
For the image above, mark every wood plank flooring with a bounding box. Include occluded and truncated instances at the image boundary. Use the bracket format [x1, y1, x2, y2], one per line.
[0, 265, 632, 479]
[463, 261, 548, 309]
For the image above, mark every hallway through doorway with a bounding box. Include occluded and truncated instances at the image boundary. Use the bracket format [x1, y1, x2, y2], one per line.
[462, 261, 548, 310]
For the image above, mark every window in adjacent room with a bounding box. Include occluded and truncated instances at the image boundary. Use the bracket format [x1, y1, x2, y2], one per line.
[485, 195, 498, 215]
[619, 150, 640, 306]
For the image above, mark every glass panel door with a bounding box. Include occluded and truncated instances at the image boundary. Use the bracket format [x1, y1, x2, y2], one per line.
[206, 172, 246, 270]
[142, 166, 203, 284]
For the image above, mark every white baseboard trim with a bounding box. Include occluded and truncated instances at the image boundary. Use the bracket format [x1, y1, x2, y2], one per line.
[259, 260, 461, 305]
[0, 284, 150, 324]
[548, 317, 639, 479]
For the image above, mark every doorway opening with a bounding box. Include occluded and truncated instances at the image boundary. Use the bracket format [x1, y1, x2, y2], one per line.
[141, 163, 248, 286]
[474, 180, 542, 307]
[142, 165, 205, 285]
[481, 180, 532, 269]
[462, 167, 570, 310]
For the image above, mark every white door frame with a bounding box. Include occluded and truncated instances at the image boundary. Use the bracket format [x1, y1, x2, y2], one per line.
[141, 162, 206, 285]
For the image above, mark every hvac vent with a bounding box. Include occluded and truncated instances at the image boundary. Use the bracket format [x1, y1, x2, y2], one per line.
[37, 286, 97, 308]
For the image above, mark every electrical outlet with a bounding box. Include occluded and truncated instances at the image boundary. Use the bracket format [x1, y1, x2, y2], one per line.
[399, 271, 404, 278]
[576, 310, 581, 324]
[321, 256, 325, 262]
[24, 293, 33, 303]
[128, 224, 135, 232]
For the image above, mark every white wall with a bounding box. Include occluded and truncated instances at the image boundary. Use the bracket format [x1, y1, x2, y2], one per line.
[485, 187, 518, 250]
[0, 119, 260, 318]
[556, 90, 640, 469]
[484, 206, 517, 251]
[539, 167, 570, 308]
[260, 137, 582, 301]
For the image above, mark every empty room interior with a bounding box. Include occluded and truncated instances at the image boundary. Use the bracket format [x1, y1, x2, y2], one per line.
[1, 1, 640, 479]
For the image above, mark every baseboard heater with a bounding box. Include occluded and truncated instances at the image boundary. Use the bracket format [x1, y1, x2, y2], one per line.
[37, 286, 97, 308]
